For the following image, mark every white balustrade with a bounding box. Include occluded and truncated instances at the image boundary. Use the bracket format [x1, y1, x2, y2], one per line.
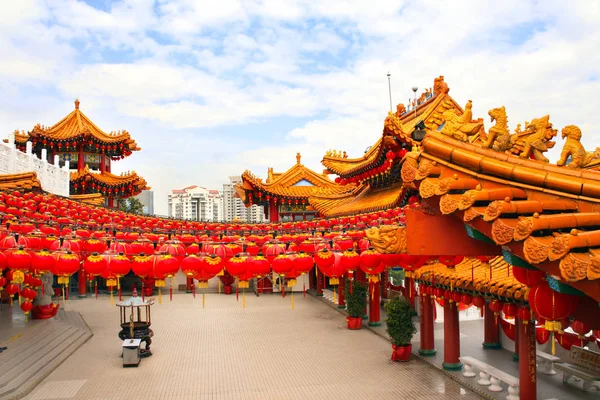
[0, 140, 69, 197]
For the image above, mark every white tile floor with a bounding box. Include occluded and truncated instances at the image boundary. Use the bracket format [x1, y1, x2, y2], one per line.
[23, 293, 479, 400]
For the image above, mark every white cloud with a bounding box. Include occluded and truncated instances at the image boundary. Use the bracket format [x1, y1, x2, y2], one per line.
[1, 0, 599, 215]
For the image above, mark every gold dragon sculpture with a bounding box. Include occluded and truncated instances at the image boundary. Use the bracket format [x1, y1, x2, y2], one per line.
[364, 225, 407, 254]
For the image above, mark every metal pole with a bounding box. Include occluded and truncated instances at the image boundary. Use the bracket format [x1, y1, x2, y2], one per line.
[412, 86, 419, 118]
[387, 72, 393, 112]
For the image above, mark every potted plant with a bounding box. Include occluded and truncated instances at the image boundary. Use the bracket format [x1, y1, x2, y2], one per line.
[344, 278, 366, 330]
[385, 296, 417, 361]
[220, 271, 234, 294]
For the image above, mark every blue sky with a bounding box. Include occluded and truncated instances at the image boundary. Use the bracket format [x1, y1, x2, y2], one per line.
[1, 0, 599, 215]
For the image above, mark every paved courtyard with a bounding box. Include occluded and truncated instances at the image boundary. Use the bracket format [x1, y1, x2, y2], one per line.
[22, 292, 479, 400]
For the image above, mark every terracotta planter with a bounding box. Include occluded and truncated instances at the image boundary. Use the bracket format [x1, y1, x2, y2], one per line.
[391, 344, 412, 362]
[346, 316, 362, 330]
[224, 285, 232, 295]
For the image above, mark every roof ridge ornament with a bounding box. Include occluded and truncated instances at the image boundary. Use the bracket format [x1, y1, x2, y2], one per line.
[74, 99, 80, 110]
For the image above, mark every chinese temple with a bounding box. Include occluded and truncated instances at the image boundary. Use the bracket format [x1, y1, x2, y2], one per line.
[9, 100, 149, 207]
[235, 152, 348, 222]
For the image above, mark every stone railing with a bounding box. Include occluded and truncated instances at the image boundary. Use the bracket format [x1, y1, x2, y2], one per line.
[0, 132, 70, 197]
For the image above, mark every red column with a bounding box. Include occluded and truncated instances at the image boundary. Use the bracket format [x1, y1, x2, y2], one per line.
[419, 292, 436, 356]
[483, 302, 501, 349]
[269, 201, 279, 222]
[514, 319, 520, 361]
[405, 275, 415, 308]
[518, 315, 537, 400]
[77, 144, 84, 171]
[368, 278, 381, 326]
[442, 299, 462, 370]
[316, 269, 323, 296]
[337, 276, 345, 308]
[186, 277, 193, 293]
[108, 196, 114, 208]
[78, 265, 87, 298]
[100, 155, 106, 173]
[380, 270, 389, 299]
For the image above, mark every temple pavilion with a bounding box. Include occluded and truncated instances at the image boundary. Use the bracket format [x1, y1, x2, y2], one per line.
[9, 100, 148, 208]
[235, 152, 348, 222]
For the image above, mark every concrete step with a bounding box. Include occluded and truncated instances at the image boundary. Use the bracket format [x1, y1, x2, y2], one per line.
[0, 309, 93, 400]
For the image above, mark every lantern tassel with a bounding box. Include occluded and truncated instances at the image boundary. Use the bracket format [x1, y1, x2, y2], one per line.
[118, 278, 122, 301]
[110, 287, 113, 306]
[236, 286, 239, 301]
[291, 291, 295, 310]
[192, 283, 196, 299]
[158, 288, 162, 304]
[282, 283, 285, 298]
[95, 280, 98, 299]
[218, 279, 221, 294]
[202, 292, 205, 309]
[243, 290, 246, 309]
[141, 283, 144, 302]
[552, 332, 556, 356]
[62, 284, 65, 306]
[303, 282, 306, 298]
[333, 285, 337, 304]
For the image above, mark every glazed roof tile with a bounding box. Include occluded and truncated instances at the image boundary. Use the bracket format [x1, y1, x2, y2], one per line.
[0, 172, 41, 191]
[309, 183, 403, 217]
[70, 166, 149, 190]
[16, 100, 140, 150]
[239, 154, 346, 199]
[69, 193, 105, 206]
[414, 257, 529, 301]
[402, 131, 600, 301]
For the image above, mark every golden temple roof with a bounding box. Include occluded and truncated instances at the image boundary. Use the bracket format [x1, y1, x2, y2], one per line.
[321, 76, 464, 177]
[0, 172, 41, 191]
[238, 153, 348, 200]
[15, 100, 140, 150]
[309, 183, 404, 217]
[70, 166, 149, 190]
[414, 257, 529, 301]
[403, 130, 600, 301]
[69, 193, 105, 206]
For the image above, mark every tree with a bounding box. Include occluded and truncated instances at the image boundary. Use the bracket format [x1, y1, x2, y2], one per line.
[119, 197, 145, 214]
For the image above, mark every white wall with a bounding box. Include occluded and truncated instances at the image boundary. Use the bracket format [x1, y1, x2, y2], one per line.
[0, 133, 70, 197]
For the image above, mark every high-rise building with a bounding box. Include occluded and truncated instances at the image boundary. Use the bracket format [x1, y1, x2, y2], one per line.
[223, 176, 266, 223]
[167, 186, 223, 221]
[135, 190, 154, 215]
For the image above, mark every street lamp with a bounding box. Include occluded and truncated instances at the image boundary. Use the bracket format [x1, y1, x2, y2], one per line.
[412, 86, 418, 118]
[387, 72, 393, 112]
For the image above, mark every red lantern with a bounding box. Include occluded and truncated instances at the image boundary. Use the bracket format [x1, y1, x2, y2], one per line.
[460, 293, 473, 305]
[155, 254, 179, 278]
[438, 255, 464, 267]
[226, 254, 248, 277]
[529, 281, 579, 331]
[340, 249, 360, 273]
[108, 254, 130, 278]
[512, 266, 544, 287]
[31, 250, 56, 275]
[181, 254, 203, 277]
[502, 303, 517, 319]
[7, 249, 31, 272]
[489, 299, 503, 315]
[201, 254, 224, 276]
[271, 254, 293, 277]
[571, 320, 591, 339]
[450, 291, 462, 304]
[359, 248, 381, 274]
[20, 300, 33, 315]
[472, 295, 485, 309]
[249, 255, 270, 278]
[517, 306, 532, 324]
[292, 252, 313, 275]
[84, 253, 107, 276]
[131, 255, 153, 278]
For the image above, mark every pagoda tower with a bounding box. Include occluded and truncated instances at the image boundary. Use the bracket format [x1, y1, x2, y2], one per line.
[10, 99, 149, 208]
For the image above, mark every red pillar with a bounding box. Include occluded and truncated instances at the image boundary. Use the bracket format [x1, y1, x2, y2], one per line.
[269, 201, 279, 222]
[442, 299, 462, 370]
[514, 318, 520, 361]
[380, 270, 389, 299]
[108, 196, 114, 208]
[186, 277, 193, 293]
[316, 269, 323, 296]
[368, 278, 381, 326]
[419, 292, 436, 356]
[337, 276, 345, 308]
[518, 315, 537, 400]
[405, 275, 415, 308]
[78, 265, 87, 298]
[77, 144, 84, 171]
[483, 302, 502, 349]
[100, 155, 106, 173]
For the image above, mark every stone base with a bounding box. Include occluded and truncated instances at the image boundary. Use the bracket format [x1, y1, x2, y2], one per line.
[368, 321, 382, 327]
[442, 362, 463, 371]
[418, 348, 437, 357]
[482, 342, 502, 349]
[78, 294, 87, 298]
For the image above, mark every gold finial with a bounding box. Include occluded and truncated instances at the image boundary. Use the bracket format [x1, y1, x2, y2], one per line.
[74, 99, 80, 110]
[296, 152, 301, 164]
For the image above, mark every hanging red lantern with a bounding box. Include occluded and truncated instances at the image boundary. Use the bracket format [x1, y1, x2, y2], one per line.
[292, 251, 313, 275]
[7, 249, 31, 272]
[340, 249, 360, 273]
[460, 293, 473, 305]
[271, 254, 293, 277]
[438, 255, 464, 267]
[472, 295, 485, 309]
[181, 254, 203, 277]
[31, 250, 56, 275]
[108, 254, 130, 278]
[502, 303, 517, 319]
[571, 320, 591, 339]
[529, 281, 579, 331]
[201, 254, 224, 276]
[489, 299, 504, 315]
[512, 266, 545, 287]
[131, 254, 154, 278]
[20, 300, 33, 315]
[248, 255, 270, 278]
[517, 306, 532, 324]
[359, 248, 384, 275]
[83, 253, 107, 276]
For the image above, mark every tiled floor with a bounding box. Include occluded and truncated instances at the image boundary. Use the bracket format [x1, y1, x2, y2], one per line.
[21, 293, 479, 400]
